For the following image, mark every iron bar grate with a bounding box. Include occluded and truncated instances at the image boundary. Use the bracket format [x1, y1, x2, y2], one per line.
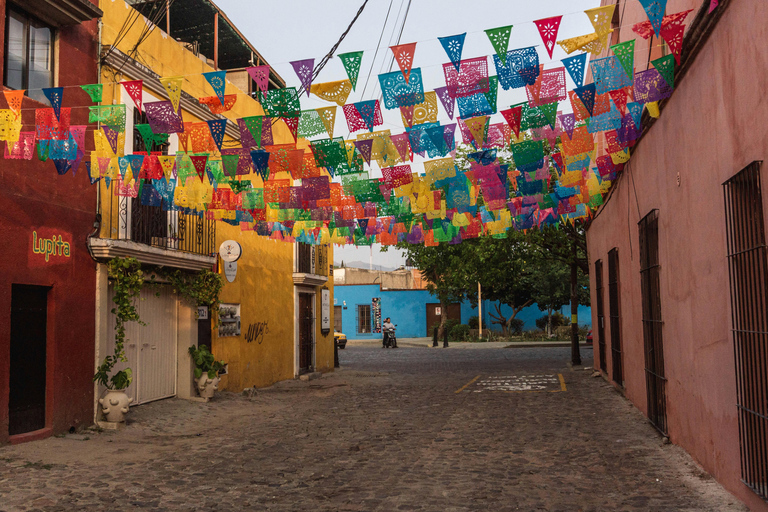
[595, 259, 607, 372]
[608, 248, 623, 385]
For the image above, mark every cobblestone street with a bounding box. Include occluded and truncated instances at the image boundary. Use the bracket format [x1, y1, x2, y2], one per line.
[0, 344, 748, 511]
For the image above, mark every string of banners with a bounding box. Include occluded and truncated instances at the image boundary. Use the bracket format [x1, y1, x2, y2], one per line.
[2, 1, 709, 247]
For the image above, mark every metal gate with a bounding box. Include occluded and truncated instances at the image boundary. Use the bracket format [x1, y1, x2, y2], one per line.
[595, 259, 607, 373]
[298, 293, 314, 374]
[107, 284, 178, 405]
[723, 161, 768, 500]
[608, 249, 623, 385]
[639, 209, 667, 434]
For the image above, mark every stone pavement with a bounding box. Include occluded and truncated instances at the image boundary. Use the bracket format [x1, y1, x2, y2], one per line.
[0, 345, 748, 512]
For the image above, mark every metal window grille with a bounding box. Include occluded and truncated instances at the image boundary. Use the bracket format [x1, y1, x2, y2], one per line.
[723, 161, 768, 501]
[357, 304, 371, 334]
[595, 259, 607, 372]
[639, 209, 667, 435]
[608, 248, 624, 385]
[297, 243, 313, 273]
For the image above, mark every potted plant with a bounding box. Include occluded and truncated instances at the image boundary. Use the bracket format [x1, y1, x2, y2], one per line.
[188, 344, 227, 399]
[94, 257, 144, 423]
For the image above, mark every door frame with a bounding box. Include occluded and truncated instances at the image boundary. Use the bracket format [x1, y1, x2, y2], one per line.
[294, 286, 316, 376]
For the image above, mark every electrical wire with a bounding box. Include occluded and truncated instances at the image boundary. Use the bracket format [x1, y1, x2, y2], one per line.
[359, 0, 395, 102]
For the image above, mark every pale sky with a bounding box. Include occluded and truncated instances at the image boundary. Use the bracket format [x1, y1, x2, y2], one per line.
[214, 0, 601, 268]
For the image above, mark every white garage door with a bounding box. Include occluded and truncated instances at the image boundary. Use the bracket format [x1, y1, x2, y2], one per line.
[107, 284, 178, 404]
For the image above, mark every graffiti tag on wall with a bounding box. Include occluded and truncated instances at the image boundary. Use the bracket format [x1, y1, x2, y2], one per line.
[245, 321, 270, 344]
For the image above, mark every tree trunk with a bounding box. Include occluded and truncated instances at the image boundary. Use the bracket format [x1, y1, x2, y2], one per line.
[570, 238, 581, 366]
[547, 308, 553, 338]
[489, 304, 507, 336]
[437, 299, 448, 341]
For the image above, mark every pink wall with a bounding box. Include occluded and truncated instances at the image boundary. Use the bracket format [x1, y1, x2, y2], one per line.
[587, 1, 768, 510]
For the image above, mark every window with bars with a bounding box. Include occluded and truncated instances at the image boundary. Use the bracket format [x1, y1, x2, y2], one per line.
[723, 161, 768, 501]
[356, 304, 371, 334]
[595, 259, 607, 373]
[608, 248, 623, 385]
[639, 209, 667, 435]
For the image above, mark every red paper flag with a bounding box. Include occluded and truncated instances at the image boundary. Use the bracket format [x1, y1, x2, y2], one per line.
[533, 16, 563, 59]
[400, 104, 415, 128]
[121, 80, 143, 112]
[189, 155, 208, 182]
[660, 16, 686, 64]
[282, 117, 299, 142]
[390, 42, 417, 82]
[500, 106, 523, 138]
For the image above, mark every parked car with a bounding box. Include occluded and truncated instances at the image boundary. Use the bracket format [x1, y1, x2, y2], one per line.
[334, 331, 347, 349]
[586, 329, 593, 345]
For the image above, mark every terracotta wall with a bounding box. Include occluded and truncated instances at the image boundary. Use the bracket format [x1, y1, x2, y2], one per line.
[587, 1, 768, 510]
[0, 1, 100, 443]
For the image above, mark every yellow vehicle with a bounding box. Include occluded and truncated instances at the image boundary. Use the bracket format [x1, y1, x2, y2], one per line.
[334, 331, 347, 349]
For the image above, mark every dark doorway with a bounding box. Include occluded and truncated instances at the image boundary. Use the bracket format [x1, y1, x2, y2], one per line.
[9, 284, 49, 436]
[608, 249, 623, 385]
[426, 303, 461, 337]
[198, 316, 212, 350]
[334, 305, 342, 332]
[298, 293, 314, 374]
[595, 259, 607, 372]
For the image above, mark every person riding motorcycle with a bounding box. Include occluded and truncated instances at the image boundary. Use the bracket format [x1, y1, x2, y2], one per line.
[382, 317, 397, 348]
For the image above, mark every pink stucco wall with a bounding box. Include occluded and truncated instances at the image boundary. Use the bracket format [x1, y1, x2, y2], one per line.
[587, 1, 768, 510]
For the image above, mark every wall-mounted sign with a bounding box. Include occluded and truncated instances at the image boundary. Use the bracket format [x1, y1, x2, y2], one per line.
[224, 261, 238, 282]
[435, 307, 442, 316]
[219, 240, 242, 262]
[31, 229, 72, 264]
[197, 306, 209, 320]
[321, 288, 331, 334]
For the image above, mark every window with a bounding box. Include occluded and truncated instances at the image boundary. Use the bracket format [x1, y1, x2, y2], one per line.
[4, 9, 53, 103]
[608, 248, 624, 386]
[133, 109, 169, 155]
[595, 259, 607, 373]
[357, 304, 371, 334]
[723, 161, 768, 500]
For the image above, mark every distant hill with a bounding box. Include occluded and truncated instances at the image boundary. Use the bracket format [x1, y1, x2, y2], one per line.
[333, 260, 399, 272]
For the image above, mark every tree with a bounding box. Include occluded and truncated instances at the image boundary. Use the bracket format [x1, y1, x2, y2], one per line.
[531, 256, 589, 337]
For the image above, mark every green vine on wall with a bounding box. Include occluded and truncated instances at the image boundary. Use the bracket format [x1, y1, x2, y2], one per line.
[94, 257, 144, 390]
[166, 269, 224, 323]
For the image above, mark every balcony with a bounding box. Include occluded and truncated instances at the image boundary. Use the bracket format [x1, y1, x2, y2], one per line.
[88, 194, 217, 271]
[293, 243, 329, 287]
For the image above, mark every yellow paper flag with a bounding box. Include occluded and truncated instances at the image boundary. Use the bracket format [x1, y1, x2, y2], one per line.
[159, 76, 183, 113]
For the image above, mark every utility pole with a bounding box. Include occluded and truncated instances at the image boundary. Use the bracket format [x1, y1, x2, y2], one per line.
[570, 235, 581, 366]
[478, 281, 482, 338]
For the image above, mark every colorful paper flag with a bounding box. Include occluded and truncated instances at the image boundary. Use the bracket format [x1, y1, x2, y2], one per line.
[484, 25, 513, 65]
[202, 70, 227, 106]
[338, 51, 364, 90]
[290, 58, 315, 96]
[390, 42, 417, 82]
[438, 33, 466, 72]
[533, 16, 563, 59]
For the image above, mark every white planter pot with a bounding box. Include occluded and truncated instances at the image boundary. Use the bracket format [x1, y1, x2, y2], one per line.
[196, 375, 220, 399]
[99, 390, 133, 423]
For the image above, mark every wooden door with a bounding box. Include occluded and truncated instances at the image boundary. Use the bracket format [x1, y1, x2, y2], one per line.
[298, 293, 314, 373]
[334, 305, 342, 332]
[425, 303, 461, 337]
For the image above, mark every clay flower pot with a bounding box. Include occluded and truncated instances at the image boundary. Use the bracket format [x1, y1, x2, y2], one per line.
[99, 389, 133, 423]
[196, 375, 221, 399]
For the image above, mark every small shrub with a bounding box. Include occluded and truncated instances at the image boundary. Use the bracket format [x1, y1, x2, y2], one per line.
[467, 316, 479, 329]
[508, 318, 524, 336]
[450, 324, 471, 341]
[535, 312, 566, 330]
[444, 318, 461, 334]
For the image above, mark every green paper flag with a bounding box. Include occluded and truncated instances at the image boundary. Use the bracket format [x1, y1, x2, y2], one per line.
[484, 25, 513, 66]
[241, 116, 263, 146]
[651, 54, 675, 89]
[222, 154, 240, 178]
[80, 83, 102, 103]
[610, 39, 635, 81]
[135, 124, 155, 152]
[540, 101, 559, 130]
[338, 51, 364, 91]
[483, 76, 499, 114]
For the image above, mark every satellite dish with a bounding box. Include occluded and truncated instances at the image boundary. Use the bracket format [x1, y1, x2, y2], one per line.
[219, 240, 242, 262]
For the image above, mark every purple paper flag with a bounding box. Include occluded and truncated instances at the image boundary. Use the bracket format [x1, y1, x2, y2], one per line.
[290, 59, 315, 97]
[434, 86, 455, 119]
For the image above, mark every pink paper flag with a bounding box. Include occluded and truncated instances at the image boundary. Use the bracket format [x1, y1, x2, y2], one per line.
[121, 80, 143, 112]
[246, 65, 270, 93]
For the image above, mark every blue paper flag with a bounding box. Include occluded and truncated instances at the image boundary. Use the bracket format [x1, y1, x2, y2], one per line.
[638, 0, 667, 37]
[438, 33, 466, 72]
[42, 87, 63, 121]
[206, 119, 227, 151]
[562, 53, 587, 88]
[574, 83, 596, 116]
[202, 70, 227, 106]
[250, 149, 270, 181]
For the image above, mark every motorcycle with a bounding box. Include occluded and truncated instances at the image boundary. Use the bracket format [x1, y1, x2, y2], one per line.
[383, 325, 398, 348]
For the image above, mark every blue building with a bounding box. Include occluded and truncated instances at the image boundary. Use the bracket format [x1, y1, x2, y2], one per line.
[333, 283, 591, 340]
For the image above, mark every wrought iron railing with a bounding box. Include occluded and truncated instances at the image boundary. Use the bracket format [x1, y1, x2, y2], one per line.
[101, 190, 216, 258]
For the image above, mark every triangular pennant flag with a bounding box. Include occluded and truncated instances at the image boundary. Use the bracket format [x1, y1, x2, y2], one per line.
[338, 51, 364, 90]
[189, 155, 208, 182]
[53, 159, 71, 175]
[533, 16, 563, 59]
[425, 126, 446, 155]
[42, 87, 63, 121]
[660, 17, 686, 65]
[390, 42, 417, 82]
[202, 70, 227, 106]
[562, 53, 588, 87]
[290, 58, 315, 96]
[484, 25, 513, 66]
[104, 176, 112, 189]
[80, 84, 102, 103]
[121, 80, 143, 112]
[434, 86, 455, 120]
[574, 83, 596, 116]
[354, 139, 374, 165]
[316, 106, 336, 138]
[126, 155, 144, 179]
[709, 0, 718, 13]
[158, 155, 175, 181]
[250, 150, 270, 181]
[584, 5, 616, 35]
[241, 116, 263, 146]
[540, 102, 558, 130]
[465, 116, 488, 148]
[390, 133, 412, 162]
[136, 124, 155, 152]
[159, 76, 183, 113]
[652, 54, 675, 89]
[559, 113, 575, 138]
[609, 88, 631, 115]
[610, 39, 635, 80]
[102, 126, 119, 154]
[206, 119, 227, 151]
[438, 33, 466, 72]
[221, 154, 239, 179]
[500, 105, 523, 138]
[400, 104, 415, 128]
[246, 66, 270, 93]
[355, 100, 380, 132]
[282, 116, 299, 141]
[3, 90, 24, 117]
[638, 0, 668, 37]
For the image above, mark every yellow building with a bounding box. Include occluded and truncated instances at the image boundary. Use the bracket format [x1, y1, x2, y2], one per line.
[88, 0, 334, 416]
